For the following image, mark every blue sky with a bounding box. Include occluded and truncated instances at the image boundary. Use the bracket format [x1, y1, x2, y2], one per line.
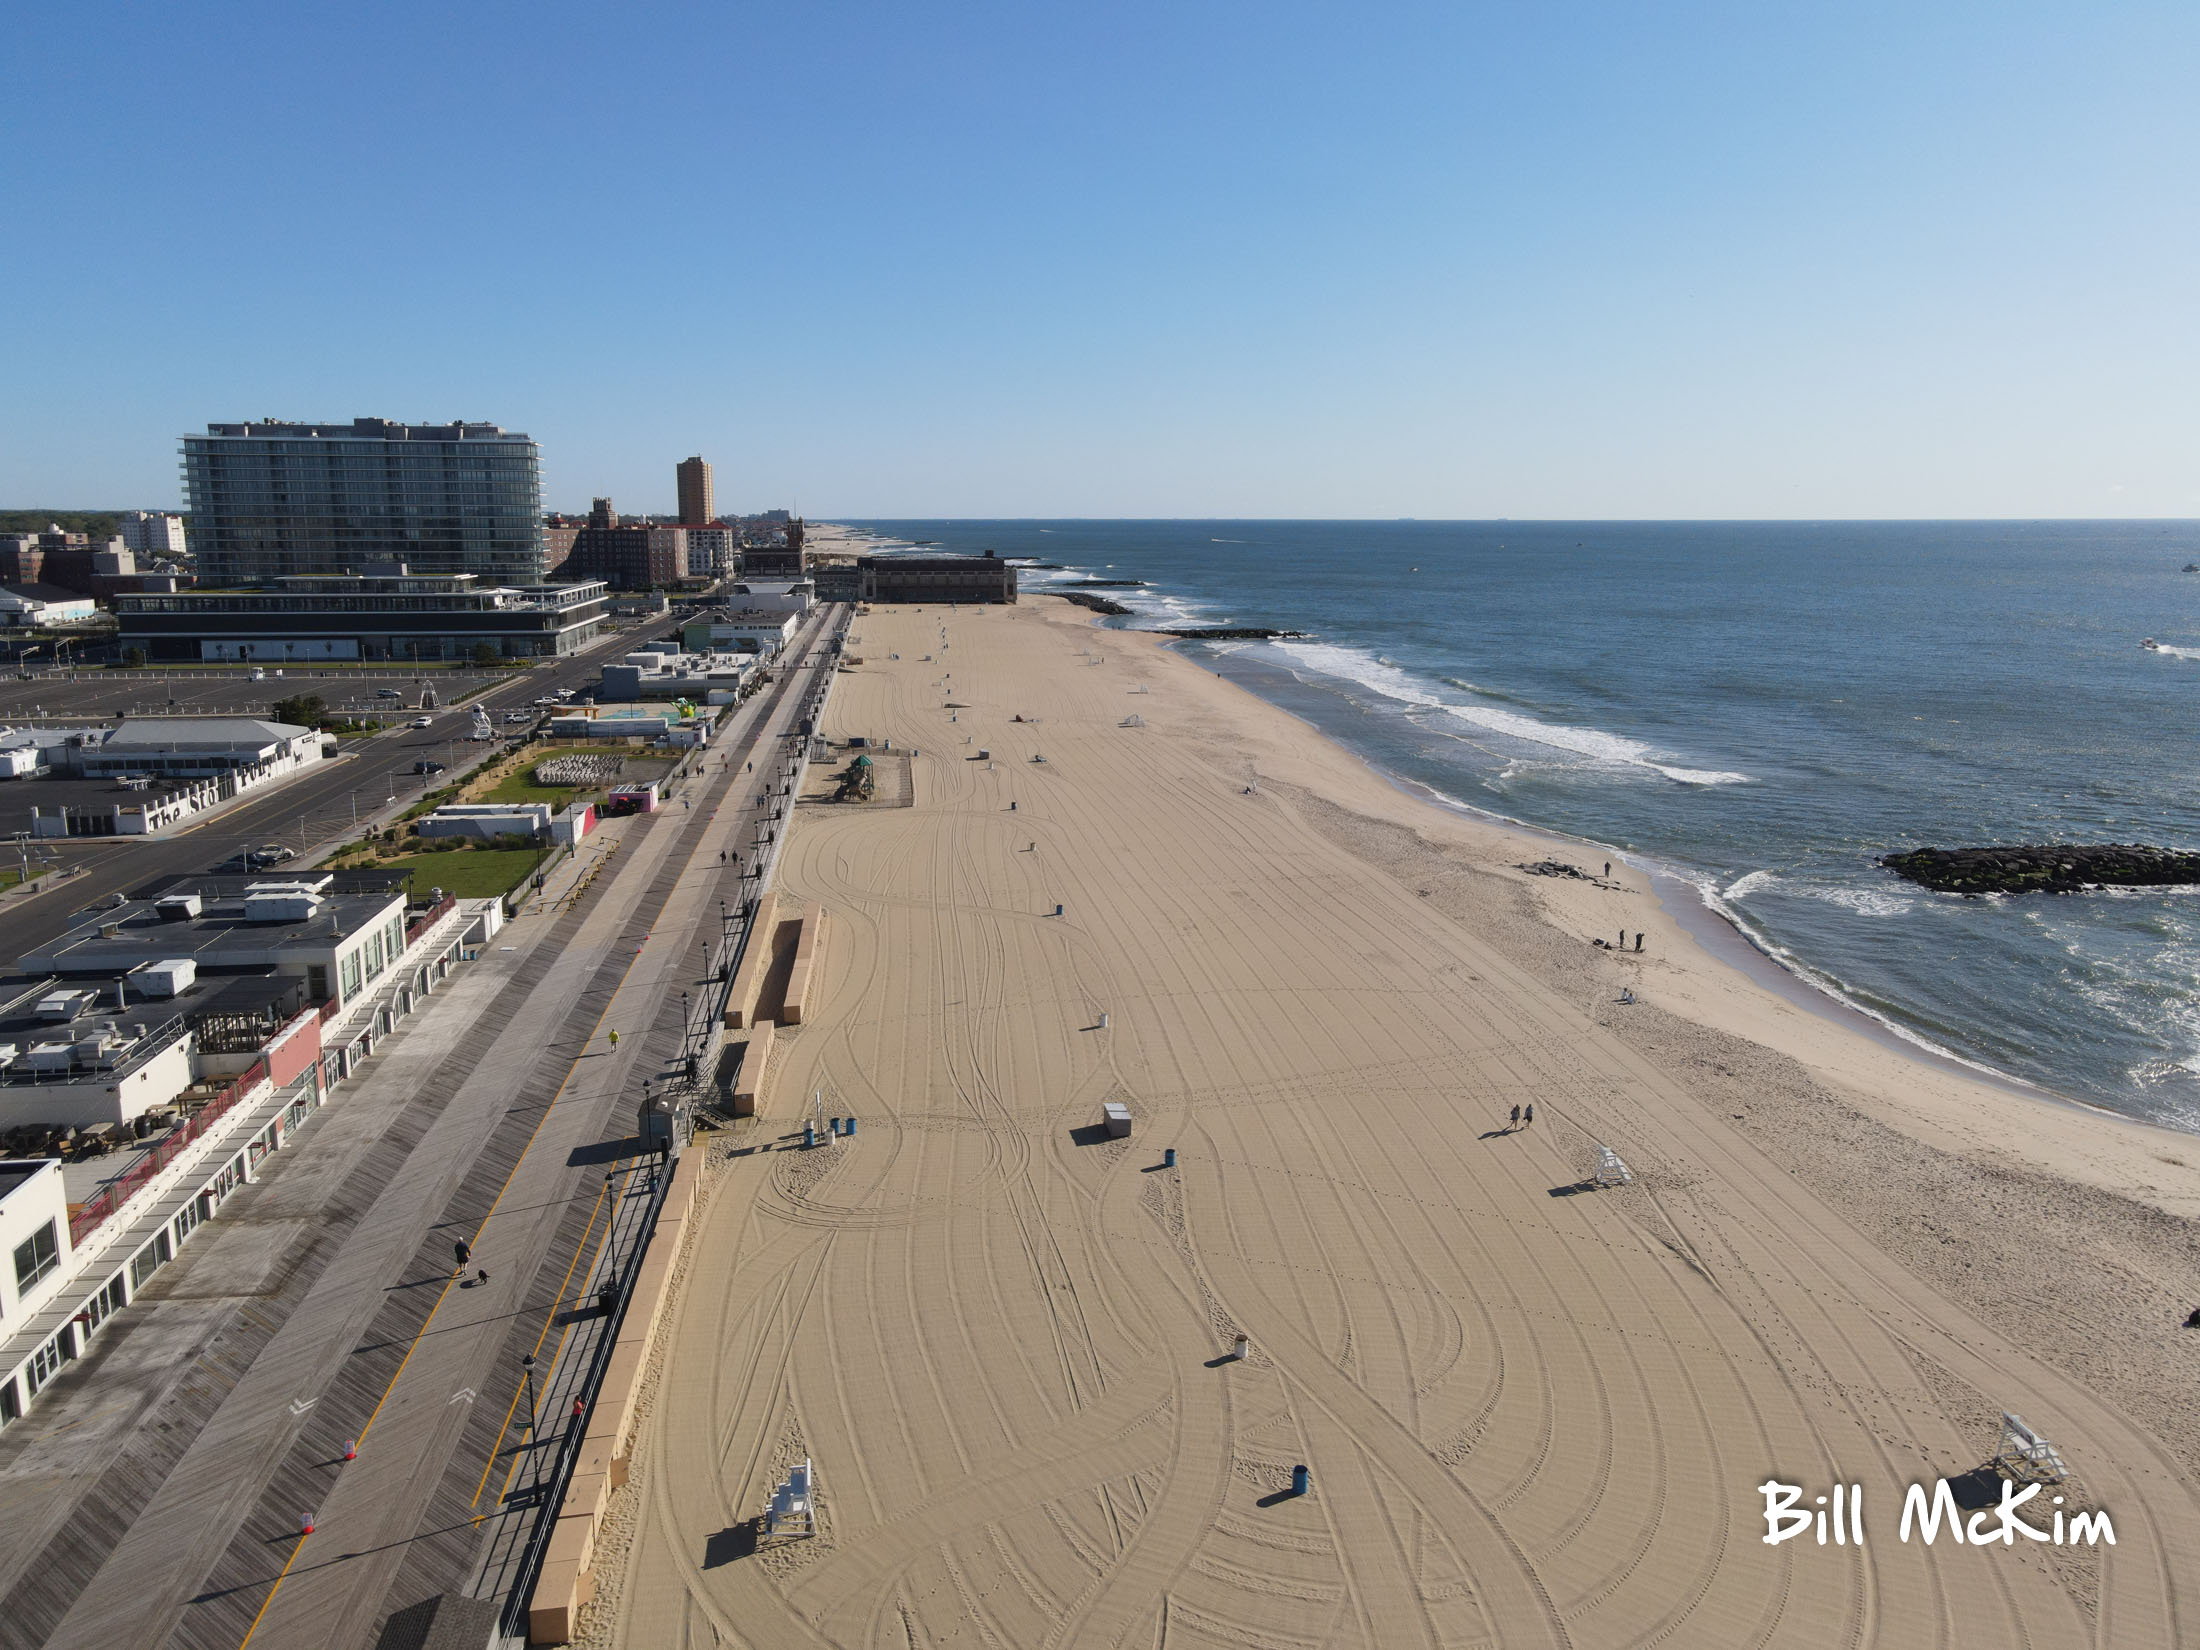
[4, 2, 2193, 518]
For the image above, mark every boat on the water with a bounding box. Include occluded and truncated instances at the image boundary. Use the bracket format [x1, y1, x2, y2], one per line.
[2141, 638, 2161, 650]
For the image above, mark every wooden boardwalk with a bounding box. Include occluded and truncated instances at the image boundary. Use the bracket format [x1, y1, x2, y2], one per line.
[0, 612, 837, 1650]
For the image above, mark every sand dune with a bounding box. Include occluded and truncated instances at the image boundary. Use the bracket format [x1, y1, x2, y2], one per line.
[591, 598, 2200, 1649]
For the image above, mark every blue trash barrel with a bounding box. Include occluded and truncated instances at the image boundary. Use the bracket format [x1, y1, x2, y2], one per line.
[803, 1122, 817, 1148]
[1291, 1464, 1310, 1496]
[845, 1116, 858, 1136]
[1164, 1148, 1177, 1168]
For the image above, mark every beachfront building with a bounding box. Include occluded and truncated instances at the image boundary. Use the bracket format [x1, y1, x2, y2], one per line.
[681, 609, 797, 656]
[703, 580, 812, 617]
[599, 646, 755, 703]
[859, 552, 1017, 604]
[113, 571, 608, 661]
[0, 871, 489, 1432]
[0, 982, 199, 1130]
[20, 871, 413, 1016]
[182, 418, 546, 584]
[546, 704, 712, 742]
[416, 802, 554, 843]
[741, 518, 807, 580]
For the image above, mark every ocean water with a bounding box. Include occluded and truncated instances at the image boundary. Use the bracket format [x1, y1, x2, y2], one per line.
[855, 520, 2200, 1131]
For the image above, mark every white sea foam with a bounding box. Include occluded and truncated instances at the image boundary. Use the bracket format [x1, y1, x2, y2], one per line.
[1693, 876, 2034, 1087]
[1807, 886, 1915, 918]
[2149, 642, 2200, 660]
[1269, 639, 1754, 786]
[1719, 868, 1910, 915]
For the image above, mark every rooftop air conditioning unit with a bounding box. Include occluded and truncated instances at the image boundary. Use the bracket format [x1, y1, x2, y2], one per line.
[27, 1040, 76, 1071]
[245, 891, 323, 923]
[133, 958, 196, 997]
[156, 893, 203, 922]
[36, 988, 98, 1022]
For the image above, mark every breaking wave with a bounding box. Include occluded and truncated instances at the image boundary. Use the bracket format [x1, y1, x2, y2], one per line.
[1269, 640, 1754, 787]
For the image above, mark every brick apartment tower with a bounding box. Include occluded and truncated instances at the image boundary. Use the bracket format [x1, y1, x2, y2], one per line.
[676, 456, 714, 525]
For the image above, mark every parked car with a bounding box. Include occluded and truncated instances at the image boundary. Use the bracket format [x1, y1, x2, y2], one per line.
[376, 688, 404, 699]
[256, 845, 296, 863]
[414, 760, 446, 774]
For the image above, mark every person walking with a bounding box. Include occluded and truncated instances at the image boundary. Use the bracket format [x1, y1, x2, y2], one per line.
[1523, 1103, 1535, 1127]
[1603, 861, 1611, 878]
[1509, 1104, 1521, 1130]
[607, 1029, 619, 1050]
[453, 1237, 471, 1270]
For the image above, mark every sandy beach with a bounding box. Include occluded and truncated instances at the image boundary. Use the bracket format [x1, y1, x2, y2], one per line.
[588, 594, 2200, 1649]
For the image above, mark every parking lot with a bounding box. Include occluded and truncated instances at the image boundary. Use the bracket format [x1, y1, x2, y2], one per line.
[0, 668, 513, 724]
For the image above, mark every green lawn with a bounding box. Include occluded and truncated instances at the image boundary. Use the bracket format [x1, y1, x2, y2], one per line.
[477, 768, 587, 807]
[0, 867, 45, 892]
[381, 847, 545, 901]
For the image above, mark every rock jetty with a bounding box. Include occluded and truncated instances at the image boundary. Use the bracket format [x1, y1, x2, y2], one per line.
[1056, 591, 1132, 616]
[1152, 626, 1306, 641]
[1882, 844, 2200, 894]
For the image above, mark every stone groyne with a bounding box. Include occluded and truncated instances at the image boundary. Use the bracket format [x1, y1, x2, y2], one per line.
[1882, 843, 2200, 894]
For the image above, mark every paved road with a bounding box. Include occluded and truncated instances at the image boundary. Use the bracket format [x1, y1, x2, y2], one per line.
[0, 616, 681, 960]
[0, 608, 842, 1650]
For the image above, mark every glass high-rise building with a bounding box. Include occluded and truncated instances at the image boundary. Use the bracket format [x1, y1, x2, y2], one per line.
[181, 418, 546, 585]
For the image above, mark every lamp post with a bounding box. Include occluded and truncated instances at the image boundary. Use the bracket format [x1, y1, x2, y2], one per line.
[521, 1353, 538, 1438]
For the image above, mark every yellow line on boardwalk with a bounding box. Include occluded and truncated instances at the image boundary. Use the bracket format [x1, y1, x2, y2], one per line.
[239, 873, 667, 1646]
[470, 1180, 612, 1510]
[233, 1533, 308, 1649]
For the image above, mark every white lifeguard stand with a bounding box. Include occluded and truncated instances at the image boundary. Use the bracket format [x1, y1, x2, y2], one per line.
[765, 1458, 817, 1538]
[1593, 1146, 1633, 1188]
[1996, 1413, 2068, 1484]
